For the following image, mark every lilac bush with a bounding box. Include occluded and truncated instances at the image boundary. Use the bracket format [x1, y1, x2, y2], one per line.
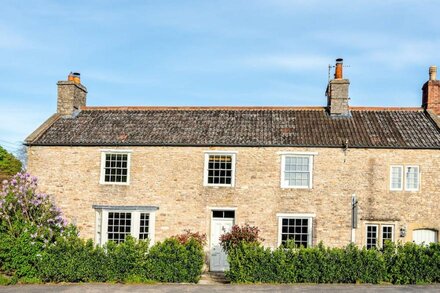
[0, 172, 67, 243]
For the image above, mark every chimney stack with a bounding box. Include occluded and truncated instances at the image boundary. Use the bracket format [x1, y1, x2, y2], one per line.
[422, 65, 440, 115]
[326, 58, 350, 117]
[57, 72, 87, 116]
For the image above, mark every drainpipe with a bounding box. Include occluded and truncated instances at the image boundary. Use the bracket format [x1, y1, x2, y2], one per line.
[351, 194, 358, 243]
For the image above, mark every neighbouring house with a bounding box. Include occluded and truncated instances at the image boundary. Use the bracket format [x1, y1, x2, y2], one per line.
[25, 61, 440, 271]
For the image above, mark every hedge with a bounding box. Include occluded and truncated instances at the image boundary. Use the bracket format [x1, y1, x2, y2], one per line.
[0, 230, 204, 284]
[36, 235, 204, 283]
[226, 241, 440, 284]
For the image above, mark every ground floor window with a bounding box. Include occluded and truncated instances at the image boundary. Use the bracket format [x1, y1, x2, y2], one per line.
[366, 223, 394, 249]
[93, 205, 157, 245]
[277, 214, 313, 248]
[366, 225, 378, 249]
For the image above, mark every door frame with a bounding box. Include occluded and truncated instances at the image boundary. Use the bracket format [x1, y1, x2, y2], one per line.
[209, 207, 236, 272]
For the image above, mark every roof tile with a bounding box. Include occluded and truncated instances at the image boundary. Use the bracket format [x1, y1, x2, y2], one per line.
[28, 108, 440, 149]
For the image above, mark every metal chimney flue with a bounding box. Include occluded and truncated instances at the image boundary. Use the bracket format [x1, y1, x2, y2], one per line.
[335, 58, 343, 79]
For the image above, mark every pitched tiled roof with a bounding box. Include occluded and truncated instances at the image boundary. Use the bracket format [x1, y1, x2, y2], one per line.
[26, 107, 440, 149]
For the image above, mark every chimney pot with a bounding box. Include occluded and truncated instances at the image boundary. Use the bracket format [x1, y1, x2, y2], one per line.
[429, 66, 437, 81]
[335, 58, 343, 79]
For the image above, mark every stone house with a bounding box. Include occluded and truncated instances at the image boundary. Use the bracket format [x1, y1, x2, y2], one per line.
[25, 61, 440, 271]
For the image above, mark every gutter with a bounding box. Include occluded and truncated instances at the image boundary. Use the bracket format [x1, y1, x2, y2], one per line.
[24, 142, 440, 150]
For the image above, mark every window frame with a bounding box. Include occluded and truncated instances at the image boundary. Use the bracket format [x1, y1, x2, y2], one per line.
[95, 208, 156, 246]
[280, 154, 314, 189]
[381, 224, 394, 247]
[389, 165, 420, 192]
[366, 224, 379, 249]
[389, 165, 403, 191]
[99, 150, 132, 185]
[365, 223, 395, 249]
[203, 151, 237, 187]
[277, 213, 314, 247]
[405, 165, 420, 192]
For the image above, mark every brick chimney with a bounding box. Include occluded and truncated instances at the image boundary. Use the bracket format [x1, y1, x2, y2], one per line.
[326, 58, 350, 117]
[422, 66, 440, 115]
[57, 72, 87, 116]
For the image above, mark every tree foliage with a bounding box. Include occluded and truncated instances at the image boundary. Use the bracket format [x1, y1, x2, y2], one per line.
[0, 146, 22, 180]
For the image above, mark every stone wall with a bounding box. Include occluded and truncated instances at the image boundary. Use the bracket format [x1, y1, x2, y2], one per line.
[27, 145, 440, 248]
[327, 79, 350, 116]
[57, 81, 87, 116]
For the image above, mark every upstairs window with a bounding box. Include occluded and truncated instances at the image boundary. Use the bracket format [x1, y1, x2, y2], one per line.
[390, 165, 419, 191]
[281, 155, 314, 188]
[204, 152, 236, 187]
[390, 166, 403, 190]
[405, 166, 420, 191]
[100, 151, 131, 185]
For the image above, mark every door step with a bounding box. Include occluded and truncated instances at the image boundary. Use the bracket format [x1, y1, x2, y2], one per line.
[198, 272, 229, 284]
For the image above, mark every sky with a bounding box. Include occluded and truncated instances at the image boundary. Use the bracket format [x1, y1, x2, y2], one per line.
[0, 0, 439, 155]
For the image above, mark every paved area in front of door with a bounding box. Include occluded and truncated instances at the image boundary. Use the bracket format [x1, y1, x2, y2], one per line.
[1, 284, 440, 292]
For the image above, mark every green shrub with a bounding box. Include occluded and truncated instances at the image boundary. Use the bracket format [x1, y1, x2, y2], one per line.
[0, 274, 12, 285]
[385, 241, 440, 284]
[38, 233, 204, 284]
[225, 241, 440, 284]
[105, 236, 150, 282]
[0, 224, 44, 278]
[145, 238, 204, 283]
[38, 227, 109, 282]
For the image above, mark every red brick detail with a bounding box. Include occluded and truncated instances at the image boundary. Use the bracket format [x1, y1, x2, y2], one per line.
[422, 80, 440, 115]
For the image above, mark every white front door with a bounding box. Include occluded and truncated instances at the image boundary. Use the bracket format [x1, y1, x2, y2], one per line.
[413, 229, 437, 245]
[210, 217, 234, 272]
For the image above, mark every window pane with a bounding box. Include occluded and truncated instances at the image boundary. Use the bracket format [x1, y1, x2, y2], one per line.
[382, 226, 393, 247]
[366, 225, 378, 249]
[391, 166, 402, 189]
[284, 156, 311, 188]
[207, 155, 233, 185]
[212, 210, 235, 218]
[103, 153, 129, 183]
[224, 210, 235, 218]
[281, 218, 310, 248]
[405, 167, 419, 190]
[139, 213, 150, 240]
[107, 212, 132, 243]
